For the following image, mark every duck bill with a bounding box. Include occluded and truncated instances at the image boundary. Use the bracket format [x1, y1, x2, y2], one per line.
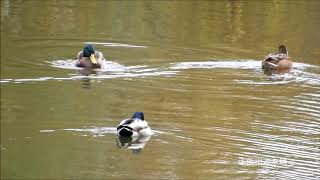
[90, 54, 97, 64]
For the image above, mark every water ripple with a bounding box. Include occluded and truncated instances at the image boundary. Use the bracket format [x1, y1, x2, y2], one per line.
[0, 60, 178, 84]
[206, 125, 319, 178]
[85, 41, 147, 48]
[170, 60, 320, 86]
[170, 60, 261, 70]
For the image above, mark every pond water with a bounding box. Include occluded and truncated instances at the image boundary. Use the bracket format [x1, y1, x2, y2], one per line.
[1, 1, 319, 179]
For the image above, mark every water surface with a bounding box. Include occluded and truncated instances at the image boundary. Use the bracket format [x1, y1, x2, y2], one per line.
[1, 1, 320, 179]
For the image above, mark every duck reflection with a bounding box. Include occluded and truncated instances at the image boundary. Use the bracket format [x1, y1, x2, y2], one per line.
[116, 135, 151, 154]
[80, 77, 92, 89]
[77, 67, 96, 76]
[76, 67, 97, 89]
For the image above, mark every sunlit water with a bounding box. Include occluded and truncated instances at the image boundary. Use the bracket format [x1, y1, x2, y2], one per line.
[1, 1, 320, 179]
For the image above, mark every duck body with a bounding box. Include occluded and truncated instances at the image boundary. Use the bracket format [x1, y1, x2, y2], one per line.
[262, 45, 292, 74]
[117, 112, 152, 137]
[76, 44, 105, 68]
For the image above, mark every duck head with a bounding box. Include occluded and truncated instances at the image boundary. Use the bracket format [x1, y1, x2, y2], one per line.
[278, 45, 288, 56]
[83, 44, 97, 64]
[132, 112, 144, 120]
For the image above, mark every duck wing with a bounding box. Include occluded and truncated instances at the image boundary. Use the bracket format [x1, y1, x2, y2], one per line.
[130, 120, 149, 131]
[117, 119, 133, 130]
[76, 51, 83, 60]
[264, 53, 287, 62]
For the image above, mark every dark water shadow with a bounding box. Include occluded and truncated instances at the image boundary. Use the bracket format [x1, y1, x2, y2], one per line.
[116, 135, 151, 154]
[76, 67, 98, 89]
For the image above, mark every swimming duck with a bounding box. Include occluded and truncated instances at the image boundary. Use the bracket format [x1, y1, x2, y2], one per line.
[117, 112, 152, 137]
[76, 44, 105, 68]
[262, 45, 292, 74]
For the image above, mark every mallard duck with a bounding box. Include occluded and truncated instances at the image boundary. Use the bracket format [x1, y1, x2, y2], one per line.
[76, 44, 105, 68]
[117, 112, 152, 137]
[262, 45, 292, 74]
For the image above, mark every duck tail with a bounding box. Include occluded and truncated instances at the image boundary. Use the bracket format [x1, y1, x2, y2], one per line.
[118, 126, 134, 137]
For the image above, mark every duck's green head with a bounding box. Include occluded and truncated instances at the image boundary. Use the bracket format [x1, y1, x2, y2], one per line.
[83, 44, 97, 64]
[132, 112, 144, 120]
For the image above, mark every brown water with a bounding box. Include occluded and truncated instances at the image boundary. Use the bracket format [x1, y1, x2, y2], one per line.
[1, 1, 320, 179]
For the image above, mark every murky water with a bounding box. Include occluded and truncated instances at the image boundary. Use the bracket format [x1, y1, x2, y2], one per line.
[1, 1, 320, 179]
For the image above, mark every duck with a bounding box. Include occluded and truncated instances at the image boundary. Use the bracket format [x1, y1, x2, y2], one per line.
[116, 112, 153, 137]
[262, 45, 292, 74]
[75, 44, 105, 68]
